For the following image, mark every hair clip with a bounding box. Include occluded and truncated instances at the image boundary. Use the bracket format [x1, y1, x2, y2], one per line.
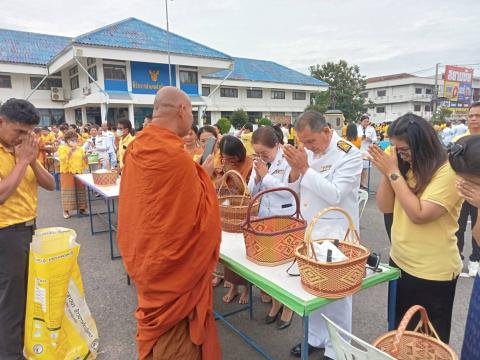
[447, 143, 466, 157]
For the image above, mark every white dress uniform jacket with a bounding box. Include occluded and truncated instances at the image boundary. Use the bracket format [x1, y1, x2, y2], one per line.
[248, 147, 296, 217]
[289, 131, 363, 359]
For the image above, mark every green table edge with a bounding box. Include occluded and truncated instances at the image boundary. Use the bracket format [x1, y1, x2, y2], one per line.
[220, 253, 401, 317]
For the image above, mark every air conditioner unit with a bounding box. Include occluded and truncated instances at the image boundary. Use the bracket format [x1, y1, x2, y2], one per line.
[50, 87, 64, 101]
[83, 86, 91, 96]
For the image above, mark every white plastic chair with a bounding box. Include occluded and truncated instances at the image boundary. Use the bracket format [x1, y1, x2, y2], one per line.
[358, 189, 369, 219]
[323, 314, 395, 360]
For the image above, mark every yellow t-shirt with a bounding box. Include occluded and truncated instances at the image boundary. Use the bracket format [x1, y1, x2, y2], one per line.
[0, 143, 38, 228]
[390, 162, 463, 281]
[57, 145, 86, 174]
[453, 130, 471, 142]
[40, 133, 55, 144]
[240, 132, 254, 156]
[118, 134, 135, 169]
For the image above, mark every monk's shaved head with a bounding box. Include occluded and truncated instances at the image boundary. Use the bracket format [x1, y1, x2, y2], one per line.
[153, 86, 190, 117]
[151, 86, 193, 137]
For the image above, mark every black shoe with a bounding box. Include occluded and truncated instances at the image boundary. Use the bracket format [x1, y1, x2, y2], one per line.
[290, 343, 321, 357]
[264, 306, 283, 324]
[277, 315, 293, 330]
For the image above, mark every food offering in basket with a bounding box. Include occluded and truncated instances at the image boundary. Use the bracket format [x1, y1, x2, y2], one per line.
[295, 207, 370, 298]
[241, 187, 307, 266]
[373, 305, 458, 359]
[92, 169, 118, 186]
[217, 170, 260, 233]
[87, 153, 99, 165]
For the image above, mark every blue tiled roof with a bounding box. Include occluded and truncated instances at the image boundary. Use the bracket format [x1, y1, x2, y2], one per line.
[74, 18, 231, 60]
[204, 57, 328, 87]
[0, 29, 70, 65]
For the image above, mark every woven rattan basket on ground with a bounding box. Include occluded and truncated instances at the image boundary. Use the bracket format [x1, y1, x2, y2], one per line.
[373, 305, 458, 359]
[92, 170, 118, 186]
[241, 187, 307, 266]
[295, 207, 369, 298]
[218, 170, 259, 233]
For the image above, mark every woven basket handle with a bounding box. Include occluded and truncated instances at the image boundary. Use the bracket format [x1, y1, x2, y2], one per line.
[391, 305, 440, 357]
[217, 170, 250, 200]
[244, 187, 302, 229]
[304, 207, 359, 260]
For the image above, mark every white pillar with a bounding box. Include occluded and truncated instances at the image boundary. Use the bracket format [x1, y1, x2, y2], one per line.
[81, 107, 87, 125]
[128, 104, 135, 128]
[100, 104, 107, 123]
[198, 106, 204, 127]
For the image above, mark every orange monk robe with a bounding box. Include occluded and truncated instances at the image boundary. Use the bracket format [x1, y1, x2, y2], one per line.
[117, 125, 222, 360]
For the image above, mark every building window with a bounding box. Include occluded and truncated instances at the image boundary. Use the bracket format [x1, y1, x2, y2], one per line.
[414, 104, 421, 111]
[30, 77, 63, 90]
[376, 106, 385, 113]
[87, 66, 97, 83]
[0, 74, 12, 88]
[425, 105, 432, 112]
[103, 64, 126, 80]
[425, 88, 432, 95]
[86, 58, 96, 67]
[220, 87, 238, 98]
[69, 66, 78, 77]
[415, 88, 422, 94]
[179, 70, 198, 85]
[221, 111, 233, 119]
[360, 92, 368, 99]
[292, 91, 306, 100]
[70, 76, 79, 90]
[37, 109, 65, 126]
[377, 90, 386, 97]
[271, 90, 285, 99]
[202, 85, 211, 96]
[247, 89, 263, 98]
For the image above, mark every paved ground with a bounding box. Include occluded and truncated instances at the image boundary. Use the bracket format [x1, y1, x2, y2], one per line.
[36, 168, 474, 359]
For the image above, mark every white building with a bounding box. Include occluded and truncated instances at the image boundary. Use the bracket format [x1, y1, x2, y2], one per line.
[0, 18, 327, 128]
[364, 73, 480, 123]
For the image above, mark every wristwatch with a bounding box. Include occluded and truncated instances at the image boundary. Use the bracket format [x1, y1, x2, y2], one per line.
[389, 172, 401, 181]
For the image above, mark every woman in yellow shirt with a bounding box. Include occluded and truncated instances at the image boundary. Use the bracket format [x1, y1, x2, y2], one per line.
[58, 130, 88, 218]
[116, 118, 135, 171]
[183, 125, 203, 161]
[345, 123, 362, 149]
[369, 113, 462, 344]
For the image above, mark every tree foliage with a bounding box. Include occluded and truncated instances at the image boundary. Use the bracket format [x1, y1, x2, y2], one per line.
[216, 118, 231, 134]
[431, 106, 453, 124]
[309, 60, 373, 121]
[230, 109, 248, 129]
[258, 117, 272, 126]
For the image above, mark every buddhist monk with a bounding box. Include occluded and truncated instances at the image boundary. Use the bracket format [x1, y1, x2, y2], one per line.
[117, 86, 221, 360]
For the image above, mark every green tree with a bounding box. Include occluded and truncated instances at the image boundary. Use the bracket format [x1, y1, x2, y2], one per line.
[216, 118, 231, 134]
[309, 60, 373, 121]
[258, 118, 272, 126]
[431, 106, 453, 124]
[230, 109, 248, 129]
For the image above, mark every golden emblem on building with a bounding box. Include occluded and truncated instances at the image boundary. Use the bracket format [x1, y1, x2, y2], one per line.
[148, 69, 160, 82]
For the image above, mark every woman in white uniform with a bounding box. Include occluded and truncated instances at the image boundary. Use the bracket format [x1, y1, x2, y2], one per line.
[248, 126, 296, 329]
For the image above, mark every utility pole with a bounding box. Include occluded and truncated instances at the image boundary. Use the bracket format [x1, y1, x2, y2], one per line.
[165, 0, 172, 86]
[433, 62, 440, 114]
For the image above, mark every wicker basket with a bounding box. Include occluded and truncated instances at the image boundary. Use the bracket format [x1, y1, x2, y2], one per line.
[92, 170, 118, 186]
[218, 170, 259, 233]
[295, 207, 369, 298]
[241, 187, 307, 266]
[373, 305, 458, 359]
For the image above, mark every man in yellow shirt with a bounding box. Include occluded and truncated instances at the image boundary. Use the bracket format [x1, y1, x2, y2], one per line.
[453, 102, 480, 276]
[117, 118, 135, 171]
[0, 99, 56, 359]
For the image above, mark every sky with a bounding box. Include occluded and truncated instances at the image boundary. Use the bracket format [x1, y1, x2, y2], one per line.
[1, 0, 479, 78]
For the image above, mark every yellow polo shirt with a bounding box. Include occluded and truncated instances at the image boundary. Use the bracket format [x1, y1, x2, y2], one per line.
[57, 145, 87, 174]
[0, 143, 38, 228]
[118, 134, 135, 169]
[240, 132, 254, 156]
[390, 162, 463, 281]
[453, 130, 471, 142]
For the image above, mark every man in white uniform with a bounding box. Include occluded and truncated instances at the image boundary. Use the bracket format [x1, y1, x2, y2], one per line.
[357, 115, 377, 189]
[284, 110, 362, 360]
